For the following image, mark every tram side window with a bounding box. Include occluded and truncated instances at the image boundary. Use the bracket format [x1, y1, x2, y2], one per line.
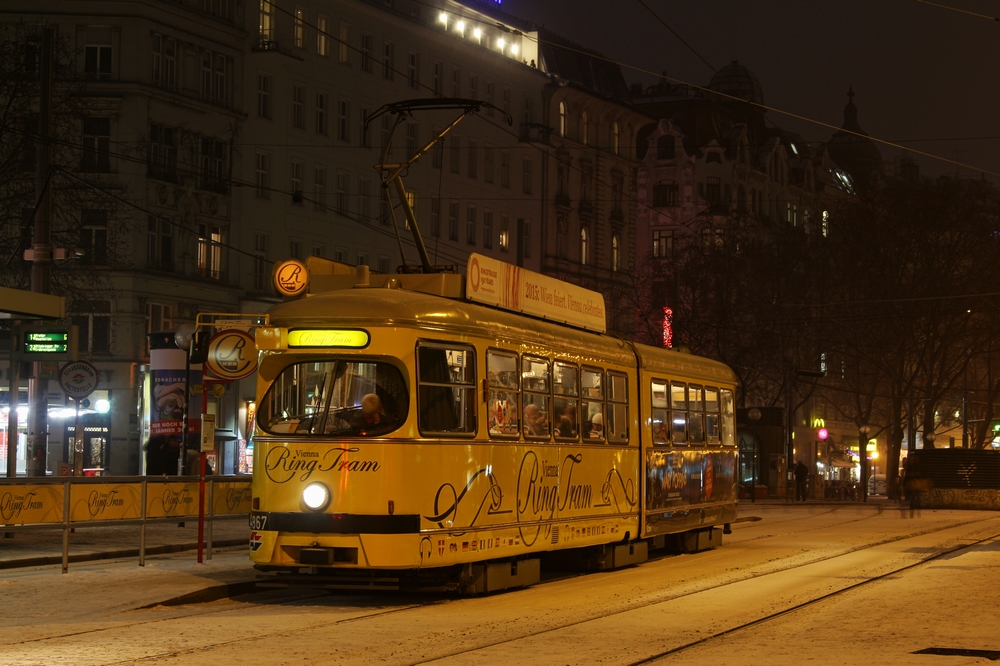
[671, 382, 687, 444]
[259, 359, 408, 438]
[417, 343, 476, 435]
[606, 371, 629, 443]
[553, 362, 579, 440]
[582, 367, 605, 441]
[650, 378, 668, 444]
[705, 387, 721, 444]
[487, 350, 520, 437]
[522, 356, 551, 439]
[688, 384, 705, 443]
[720, 389, 735, 446]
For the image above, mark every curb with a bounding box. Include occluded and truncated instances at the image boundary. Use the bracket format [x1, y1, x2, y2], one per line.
[0, 538, 247, 570]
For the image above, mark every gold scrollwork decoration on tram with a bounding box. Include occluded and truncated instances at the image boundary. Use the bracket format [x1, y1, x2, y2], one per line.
[597, 468, 638, 512]
[424, 468, 511, 529]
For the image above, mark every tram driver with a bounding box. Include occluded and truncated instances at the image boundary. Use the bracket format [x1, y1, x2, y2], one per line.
[351, 393, 387, 434]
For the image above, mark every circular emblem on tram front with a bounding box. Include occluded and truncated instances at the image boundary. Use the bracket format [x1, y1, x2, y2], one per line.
[205, 329, 257, 380]
[274, 259, 308, 296]
[470, 257, 481, 292]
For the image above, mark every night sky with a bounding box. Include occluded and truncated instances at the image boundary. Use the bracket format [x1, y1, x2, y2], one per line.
[500, 0, 1000, 179]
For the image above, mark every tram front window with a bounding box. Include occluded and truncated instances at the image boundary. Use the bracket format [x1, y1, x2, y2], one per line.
[259, 359, 408, 437]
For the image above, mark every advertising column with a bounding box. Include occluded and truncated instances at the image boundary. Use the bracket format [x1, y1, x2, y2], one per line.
[146, 332, 200, 474]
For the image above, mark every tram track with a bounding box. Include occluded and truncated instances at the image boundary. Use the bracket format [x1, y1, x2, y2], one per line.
[626, 528, 1000, 665]
[403, 514, 1000, 665]
[5, 512, 996, 665]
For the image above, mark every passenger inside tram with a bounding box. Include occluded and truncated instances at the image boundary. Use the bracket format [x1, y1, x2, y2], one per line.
[524, 403, 549, 437]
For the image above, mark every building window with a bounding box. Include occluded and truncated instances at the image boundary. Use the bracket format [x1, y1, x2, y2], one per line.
[703, 176, 722, 205]
[338, 23, 350, 63]
[289, 240, 300, 259]
[338, 99, 350, 141]
[469, 75, 478, 100]
[317, 16, 328, 55]
[483, 210, 493, 249]
[558, 101, 566, 137]
[378, 256, 390, 273]
[466, 205, 477, 245]
[201, 51, 229, 105]
[294, 7, 305, 48]
[79, 209, 108, 266]
[151, 34, 176, 89]
[357, 253, 368, 267]
[84, 26, 113, 80]
[336, 172, 349, 214]
[147, 216, 173, 270]
[148, 123, 176, 182]
[199, 137, 227, 193]
[500, 150, 510, 188]
[652, 229, 673, 258]
[451, 68, 460, 97]
[431, 198, 441, 237]
[361, 107, 372, 148]
[82, 117, 111, 173]
[557, 162, 568, 199]
[652, 180, 679, 207]
[201, 0, 233, 21]
[381, 115, 392, 155]
[522, 158, 532, 195]
[499, 214, 509, 251]
[581, 165, 593, 205]
[315, 92, 327, 135]
[449, 135, 460, 174]
[484, 146, 494, 184]
[292, 85, 305, 129]
[612, 234, 620, 271]
[290, 160, 303, 204]
[253, 233, 269, 290]
[448, 201, 459, 241]
[657, 135, 675, 160]
[382, 41, 394, 80]
[257, 74, 271, 118]
[71, 301, 112, 355]
[580, 227, 589, 265]
[523, 220, 531, 258]
[702, 227, 724, 249]
[706, 151, 722, 164]
[197, 224, 224, 279]
[259, 0, 274, 46]
[613, 122, 620, 155]
[407, 51, 419, 88]
[822, 210, 830, 237]
[146, 302, 173, 339]
[611, 176, 623, 215]
[485, 81, 494, 116]
[360, 33, 373, 73]
[502, 86, 510, 115]
[406, 122, 418, 159]
[467, 139, 477, 179]
[523, 96, 533, 126]
[580, 111, 588, 145]
[314, 167, 326, 211]
[255, 152, 270, 198]
[433, 61, 443, 95]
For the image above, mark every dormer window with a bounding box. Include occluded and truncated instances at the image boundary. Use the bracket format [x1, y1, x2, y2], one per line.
[706, 152, 721, 164]
[657, 136, 674, 160]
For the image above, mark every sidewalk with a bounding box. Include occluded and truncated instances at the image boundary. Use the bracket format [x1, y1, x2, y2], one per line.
[0, 517, 250, 570]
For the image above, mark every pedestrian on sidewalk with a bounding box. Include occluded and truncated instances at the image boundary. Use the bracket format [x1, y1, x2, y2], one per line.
[795, 460, 809, 501]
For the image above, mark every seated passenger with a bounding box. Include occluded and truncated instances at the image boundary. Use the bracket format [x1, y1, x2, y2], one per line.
[524, 403, 549, 437]
[588, 413, 604, 439]
[556, 404, 577, 438]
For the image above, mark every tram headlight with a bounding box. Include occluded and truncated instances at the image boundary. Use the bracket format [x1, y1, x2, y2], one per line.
[302, 482, 331, 511]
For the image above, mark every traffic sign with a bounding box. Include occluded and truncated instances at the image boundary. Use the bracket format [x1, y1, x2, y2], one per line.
[59, 361, 99, 399]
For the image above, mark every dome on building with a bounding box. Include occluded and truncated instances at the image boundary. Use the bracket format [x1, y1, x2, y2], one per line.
[707, 61, 764, 105]
[827, 87, 882, 189]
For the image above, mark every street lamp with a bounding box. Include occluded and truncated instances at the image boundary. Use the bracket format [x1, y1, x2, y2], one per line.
[858, 425, 871, 502]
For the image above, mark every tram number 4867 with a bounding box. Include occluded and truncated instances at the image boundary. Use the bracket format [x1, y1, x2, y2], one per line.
[249, 514, 267, 530]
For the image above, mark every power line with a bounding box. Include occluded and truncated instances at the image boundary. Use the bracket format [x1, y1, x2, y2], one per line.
[634, 0, 717, 74]
[914, 0, 1000, 21]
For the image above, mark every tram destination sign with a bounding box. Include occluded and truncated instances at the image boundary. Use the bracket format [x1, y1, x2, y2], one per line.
[465, 254, 607, 333]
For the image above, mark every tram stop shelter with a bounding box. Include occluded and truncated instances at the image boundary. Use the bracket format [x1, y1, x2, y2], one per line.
[1, 286, 65, 320]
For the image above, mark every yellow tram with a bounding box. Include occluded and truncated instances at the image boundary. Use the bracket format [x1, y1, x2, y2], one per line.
[249, 254, 738, 592]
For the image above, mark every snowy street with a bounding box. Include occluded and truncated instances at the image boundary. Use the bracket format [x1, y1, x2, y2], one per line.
[1, 504, 998, 665]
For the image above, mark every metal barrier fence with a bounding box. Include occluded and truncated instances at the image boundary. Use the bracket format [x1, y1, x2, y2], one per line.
[0, 475, 251, 572]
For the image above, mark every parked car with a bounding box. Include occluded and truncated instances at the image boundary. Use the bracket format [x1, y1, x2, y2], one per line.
[868, 474, 887, 495]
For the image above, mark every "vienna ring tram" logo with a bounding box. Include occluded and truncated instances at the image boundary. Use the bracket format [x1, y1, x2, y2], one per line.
[205, 329, 258, 381]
